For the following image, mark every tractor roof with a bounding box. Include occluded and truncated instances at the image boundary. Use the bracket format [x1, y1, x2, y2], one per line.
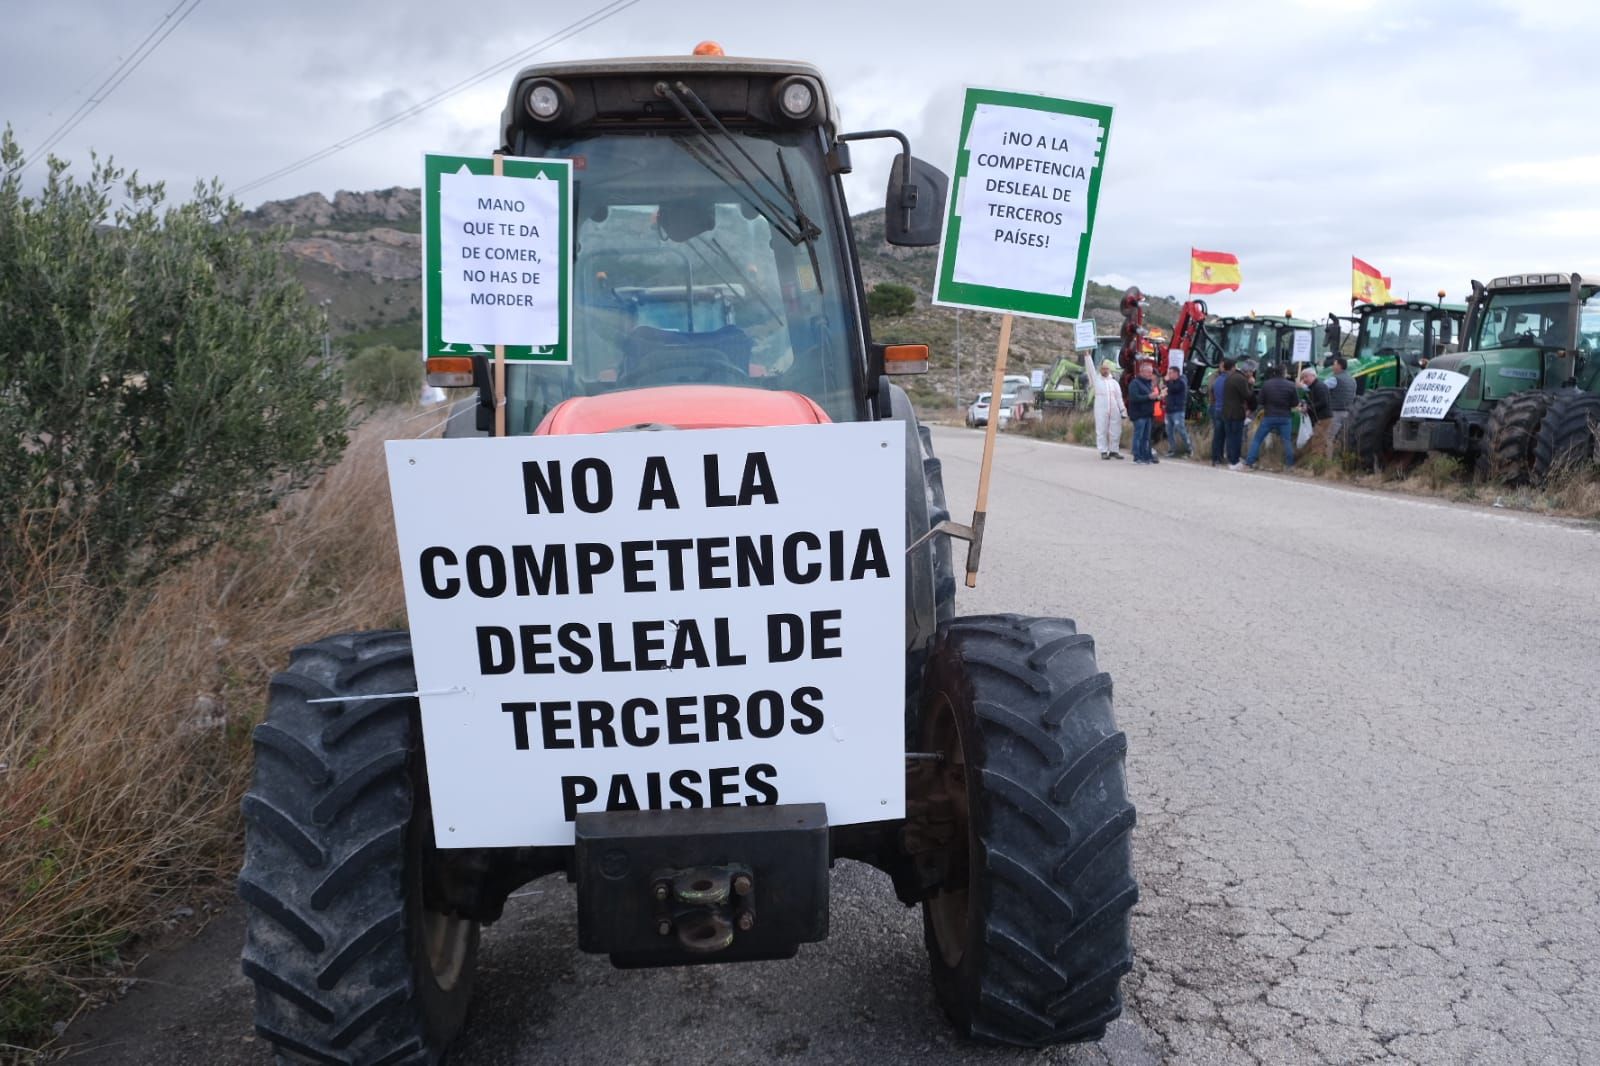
[1486, 272, 1598, 291]
[1229, 314, 1318, 329]
[1356, 298, 1468, 314]
[500, 54, 840, 149]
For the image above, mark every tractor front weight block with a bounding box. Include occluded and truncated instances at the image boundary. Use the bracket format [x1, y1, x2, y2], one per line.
[573, 803, 829, 968]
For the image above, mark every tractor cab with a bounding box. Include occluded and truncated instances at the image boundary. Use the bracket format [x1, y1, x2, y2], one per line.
[1217, 314, 1319, 375]
[1343, 297, 1466, 393]
[467, 53, 945, 435]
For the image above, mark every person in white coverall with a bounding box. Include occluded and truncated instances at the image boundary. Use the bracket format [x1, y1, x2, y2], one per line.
[1084, 351, 1127, 459]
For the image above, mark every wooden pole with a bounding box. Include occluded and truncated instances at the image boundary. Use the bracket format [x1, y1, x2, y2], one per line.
[965, 313, 1013, 588]
[492, 152, 507, 438]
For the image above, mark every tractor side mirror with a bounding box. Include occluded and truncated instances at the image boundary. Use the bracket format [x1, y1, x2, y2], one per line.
[884, 153, 947, 247]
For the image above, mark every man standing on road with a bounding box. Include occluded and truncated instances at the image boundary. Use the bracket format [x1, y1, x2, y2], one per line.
[1244, 364, 1299, 469]
[1084, 350, 1127, 460]
[1299, 368, 1333, 457]
[1164, 365, 1191, 458]
[1210, 361, 1231, 466]
[1222, 358, 1252, 469]
[1326, 356, 1356, 456]
[1128, 358, 1159, 464]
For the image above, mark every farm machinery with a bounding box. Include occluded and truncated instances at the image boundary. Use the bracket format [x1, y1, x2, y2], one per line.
[236, 48, 1137, 1065]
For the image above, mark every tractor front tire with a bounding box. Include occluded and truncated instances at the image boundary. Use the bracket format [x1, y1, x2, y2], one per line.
[1532, 391, 1600, 483]
[1478, 389, 1556, 483]
[240, 631, 478, 1066]
[916, 615, 1137, 1047]
[1347, 388, 1406, 471]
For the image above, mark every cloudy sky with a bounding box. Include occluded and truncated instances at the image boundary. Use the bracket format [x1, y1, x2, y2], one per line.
[3, 0, 1596, 320]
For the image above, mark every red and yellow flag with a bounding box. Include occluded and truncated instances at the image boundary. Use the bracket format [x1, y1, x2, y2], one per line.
[1190, 248, 1241, 295]
[1352, 257, 1394, 304]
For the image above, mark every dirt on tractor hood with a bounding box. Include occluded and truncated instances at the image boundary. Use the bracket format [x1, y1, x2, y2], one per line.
[534, 385, 832, 435]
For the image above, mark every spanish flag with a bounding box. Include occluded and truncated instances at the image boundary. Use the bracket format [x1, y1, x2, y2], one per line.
[1352, 257, 1395, 305]
[1190, 248, 1241, 295]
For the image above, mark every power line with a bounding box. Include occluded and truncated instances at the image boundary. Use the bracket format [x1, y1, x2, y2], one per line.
[23, 0, 204, 171]
[233, 0, 643, 198]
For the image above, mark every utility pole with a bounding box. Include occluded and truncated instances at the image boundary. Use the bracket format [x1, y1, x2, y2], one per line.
[954, 308, 962, 419]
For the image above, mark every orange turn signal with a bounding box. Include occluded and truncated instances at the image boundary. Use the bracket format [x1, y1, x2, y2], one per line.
[883, 343, 929, 375]
[426, 356, 475, 388]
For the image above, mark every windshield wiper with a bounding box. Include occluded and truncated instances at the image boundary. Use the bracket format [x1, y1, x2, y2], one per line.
[655, 80, 820, 247]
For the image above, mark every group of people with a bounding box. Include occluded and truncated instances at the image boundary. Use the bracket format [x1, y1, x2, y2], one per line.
[1081, 350, 1359, 470]
[1082, 351, 1192, 464]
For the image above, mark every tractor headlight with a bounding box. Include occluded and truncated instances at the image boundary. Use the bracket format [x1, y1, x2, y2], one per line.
[524, 79, 568, 122]
[773, 77, 819, 123]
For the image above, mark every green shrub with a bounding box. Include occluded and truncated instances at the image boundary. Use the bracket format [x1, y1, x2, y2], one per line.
[867, 281, 916, 318]
[346, 345, 423, 407]
[0, 131, 350, 592]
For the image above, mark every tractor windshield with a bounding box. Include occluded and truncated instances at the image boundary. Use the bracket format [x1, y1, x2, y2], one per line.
[1473, 289, 1572, 351]
[1356, 306, 1429, 362]
[1221, 321, 1272, 364]
[1580, 288, 1600, 352]
[498, 129, 859, 434]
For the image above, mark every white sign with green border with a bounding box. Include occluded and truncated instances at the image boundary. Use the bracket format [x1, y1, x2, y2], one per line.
[933, 88, 1113, 323]
[423, 152, 572, 362]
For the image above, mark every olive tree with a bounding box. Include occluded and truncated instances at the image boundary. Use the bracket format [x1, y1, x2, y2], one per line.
[0, 131, 350, 591]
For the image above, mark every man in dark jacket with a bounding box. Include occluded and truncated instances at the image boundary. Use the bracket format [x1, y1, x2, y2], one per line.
[1244, 364, 1299, 469]
[1299, 368, 1333, 457]
[1127, 358, 1160, 464]
[1210, 362, 1230, 465]
[1164, 366, 1191, 457]
[1221, 358, 1253, 468]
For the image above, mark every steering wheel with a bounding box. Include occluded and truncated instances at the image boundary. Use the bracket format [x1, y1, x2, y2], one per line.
[618, 348, 749, 387]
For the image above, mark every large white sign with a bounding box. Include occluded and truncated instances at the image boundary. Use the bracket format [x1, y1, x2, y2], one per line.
[439, 168, 562, 346]
[385, 424, 907, 848]
[1401, 368, 1471, 419]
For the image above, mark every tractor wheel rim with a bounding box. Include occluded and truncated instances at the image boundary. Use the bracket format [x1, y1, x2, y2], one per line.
[422, 909, 473, 991]
[925, 692, 971, 969]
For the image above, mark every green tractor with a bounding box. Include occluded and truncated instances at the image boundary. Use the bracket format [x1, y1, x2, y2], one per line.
[1385, 273, 1600, 481]
[1038, 335, 1120, 412]
[1337, 297, 1467, 468]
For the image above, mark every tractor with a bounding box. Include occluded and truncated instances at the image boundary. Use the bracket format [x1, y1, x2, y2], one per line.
[1385, 272, 1600, 481]
[237, 49, 1137, 1065]
[1337, 296, 1467, 469]
[1038, 334, 1120, 412]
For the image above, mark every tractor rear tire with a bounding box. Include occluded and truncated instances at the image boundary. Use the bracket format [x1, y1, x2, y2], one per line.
[240, 631, 478, 1066]
[1477, 389, 1556, 483]
[1532, 391, 1600, 483]
[916, 615, 1137, 1047]
[1347, 388, 1406, 471]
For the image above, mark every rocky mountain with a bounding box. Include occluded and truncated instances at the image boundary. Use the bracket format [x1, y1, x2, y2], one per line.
[254, 187, 1181, 403]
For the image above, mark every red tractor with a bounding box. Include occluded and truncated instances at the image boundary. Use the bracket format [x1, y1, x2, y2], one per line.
[237, 49, 1137, 1065]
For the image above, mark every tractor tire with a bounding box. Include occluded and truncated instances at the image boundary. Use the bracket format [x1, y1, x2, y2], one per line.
[1532, 391, 1600, 483]
[915, 615, 1137, 1047]
[240, 631, 479, 1066]
[1477, 389, 1556, 484]
[919, 424, 956, 627]
[1347, 388, 1406, 471]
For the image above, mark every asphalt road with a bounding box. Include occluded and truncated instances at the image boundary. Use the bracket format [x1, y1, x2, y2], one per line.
[60, 426, 1600, 1065]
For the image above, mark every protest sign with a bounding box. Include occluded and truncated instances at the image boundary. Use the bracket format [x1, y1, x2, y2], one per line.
[385, 423, 907, 847]
[933, 88, 1113, 322]
[423, 152, 572, 363]
[1401, 368, 1471, 419]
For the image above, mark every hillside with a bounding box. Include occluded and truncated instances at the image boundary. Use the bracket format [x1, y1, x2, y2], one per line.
[252, 189, 1180, 403]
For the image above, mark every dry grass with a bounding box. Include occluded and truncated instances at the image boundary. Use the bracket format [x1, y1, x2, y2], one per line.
[0, 405, 442, 1054]
[1026, 412, 1600, 521]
